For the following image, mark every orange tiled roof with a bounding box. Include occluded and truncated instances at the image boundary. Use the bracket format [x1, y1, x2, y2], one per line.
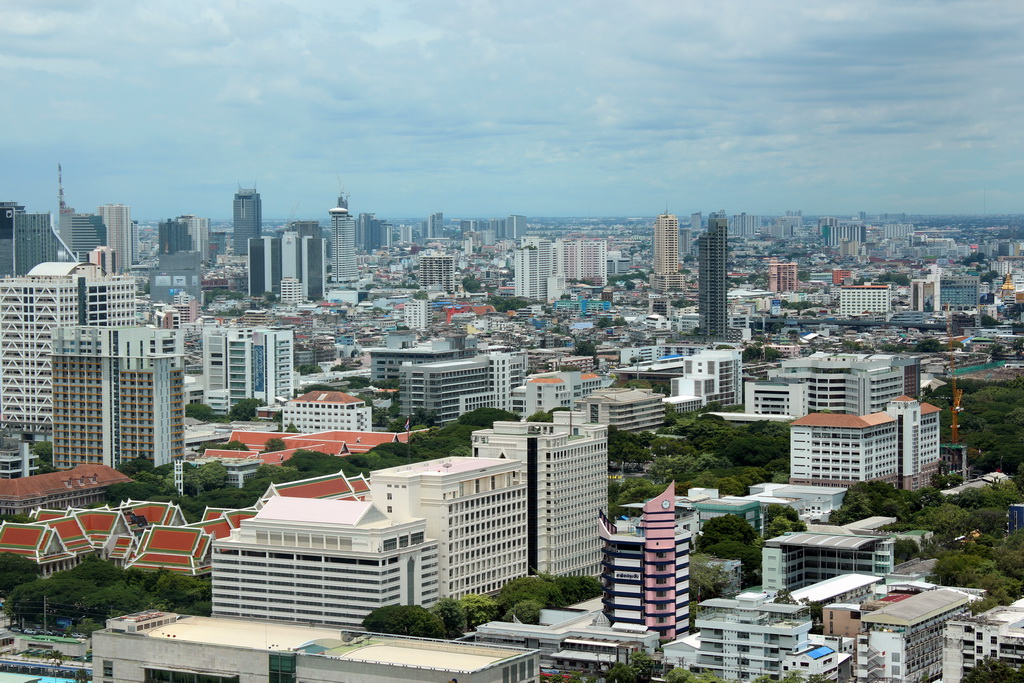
[790, 412, 896, 428]
[0, 464, 132, 501]
[290, 391, 364, 405]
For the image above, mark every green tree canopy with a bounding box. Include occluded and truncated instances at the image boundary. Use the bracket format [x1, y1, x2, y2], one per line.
[361, 605, 445, 639]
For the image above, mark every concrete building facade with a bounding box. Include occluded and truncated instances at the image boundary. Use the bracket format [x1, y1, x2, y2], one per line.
[575, 388, 665, 432]
[282, 391, 372, 432]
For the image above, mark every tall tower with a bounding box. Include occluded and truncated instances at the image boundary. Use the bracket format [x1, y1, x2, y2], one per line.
[698, 215, 729, 337]
[651, 213, 684, 293]
[233, 188, 262, 256]
[427, 212, 443, 239]
[97, 204, 133, 272]
[179, 215, 210, 262]
[330, 206, 356, 282]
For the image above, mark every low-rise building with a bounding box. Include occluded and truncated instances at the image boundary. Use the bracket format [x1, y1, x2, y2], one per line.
[510, 371, 606, 415]
[399, 352, 527, 424]
[669, 348, 743, 407]
[281, 390, 372, 432]
[762, 532, 895, 592]
[0, 465, 133, 516]
[575, 388, 665, 432]
[943, 600, 1024, 683]
[93, 611, 538, 683]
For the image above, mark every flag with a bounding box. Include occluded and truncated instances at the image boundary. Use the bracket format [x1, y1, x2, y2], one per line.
[404, 417, 410, 431]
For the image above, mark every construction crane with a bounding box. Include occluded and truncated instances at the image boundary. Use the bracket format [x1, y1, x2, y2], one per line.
[947, 306, 964, 444]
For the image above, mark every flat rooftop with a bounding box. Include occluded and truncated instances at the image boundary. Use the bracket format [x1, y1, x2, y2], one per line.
[126, 615, 525, 672]
[766, 532, 884, 550]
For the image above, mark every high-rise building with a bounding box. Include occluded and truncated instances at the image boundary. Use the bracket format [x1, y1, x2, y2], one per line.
[651, 213, 685, 293]
[698, 215, 729, 336]
[0, 202, 21, 277]
[399, 352, 527, 424]
[329, 206, 356, 282]
[690, 212, 701, 230]
[202, 327, 294, 413]
[506, 215, 526, 240]
[157, 218, 191, 255]
[178, 215, 210, 263]
[88, 246, 117, 275]
[514, 237, 564, 301]
[839, 284, 891, 316]
[232, 188, 262, 256]
[51, 326, 185, 469]
[558, 238, 608, 285]
[471, 412, 607, 576]
[248, 236, 282, 296]
[290, 220, 322, 241]
[731, 212, 760, 237]
[0, 262, 136, 433]
[63, 213, 107, 261]
[599, 483, 690, 640]
[768, 260, 798, 293]
[679, 227, 692, 260]
[97, 204, 132, 272]
[403, 299, 430, 331]
[281, 232, 327, 301]
[12, 210, 75, 276]
[427, 212, 443, 239]
[418, 253, 457, 293]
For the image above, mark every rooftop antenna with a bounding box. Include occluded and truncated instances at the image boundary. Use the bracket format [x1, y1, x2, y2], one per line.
[58, 164, 74, 218]
[287, 202, 300, 230]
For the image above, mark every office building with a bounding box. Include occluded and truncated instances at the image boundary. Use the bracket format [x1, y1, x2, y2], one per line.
[97, 204, 132, 271]
[744, 380, 808, 418]
[51, 326, 185, 469]
[330, 206, 356, 282]
[202, 328, 294, 412]
[698, 215, 729, 336]
[282, 391, 372, 432]
[157, 218, 190, 255]
[510, 371, 606, 415]
[371, 457, 528, 598]
[944, 602, 1024, 683]
[506, 214, 526, 240]
[282, 231, 327, 300]
[247, 236, 282, 296]
[177, 214, 210, 263]
[731, 212, 760, 237]
[558, 238, 608, 286]
[911, 273, 980, 312]
[369, 333, 477, 383]
[669, 348, 742, 407]
[471, 413, 607, 576]
[691, 212, 701, 230]
[599, 483, 690, 640]
[0, 262, 136, 433]
[575, 388, 665, 432]
[857, 589, 971, 683]
[762, 532, 894, 592]
[211, 497, 438, 628]
[651, 213, 685, 293]
[232, 188, 261, 255]
[768, 260, 798, 293]
[418, 253, 457, 293]
[89, 246, 117, 275]
[150, 251, 202, 303]
[427, 211, 443, 239]
[13, 210, 75, 276]
[663, 593, 846, 682]
[766, 353, 920, 416]
[63, 213, 107, 260]
[93, 611, 537, 683]
[840, 284, 891, 316]
[0, 202, 18, 277]
[399, 352, 527, 424]
[514, 237, 564, 301]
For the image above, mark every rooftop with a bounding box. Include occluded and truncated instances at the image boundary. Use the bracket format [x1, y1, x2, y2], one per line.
[290, 391, 364, 405]
[790, 412, 895, 428]
[765, 532, 885, 550]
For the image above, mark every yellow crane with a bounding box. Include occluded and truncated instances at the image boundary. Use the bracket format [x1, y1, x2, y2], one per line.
[947, 307, 964, 445]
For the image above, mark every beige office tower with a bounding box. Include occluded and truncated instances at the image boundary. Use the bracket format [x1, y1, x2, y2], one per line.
[97, 204, 133, 272]
[651, 212, 685, 292]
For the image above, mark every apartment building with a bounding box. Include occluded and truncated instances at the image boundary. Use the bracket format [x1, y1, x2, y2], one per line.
[768, 260, 798, 293]
[0, 262, 136, 433]
[744, 380, 808, 417]
[399, 352, 526, 424]
[282, 391, 372, 432]
[212, 496, 438, 628]
[202, 327, 294, 412]
[762, 532, 895, 592]
[51, 326, 185, 468]
[471, 413, 606, 576]
[575, 388, 665, 432]
[510, 371, 606, 415]
[789, 397, 941, 490]
[839, 284, 891, 316]
[599, 483, 690, 640]
[370, 457, 527, 598]
[669, 348, 742, 407]
[368, 332, 477, 383]
[418, 253, 457, 293]
[944, 602, 1024, 683]
[766, 353, 920, 416]
[857, 589, 971, 683]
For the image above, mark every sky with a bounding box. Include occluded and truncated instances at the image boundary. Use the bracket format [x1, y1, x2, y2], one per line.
[3, 0, 1024, 220]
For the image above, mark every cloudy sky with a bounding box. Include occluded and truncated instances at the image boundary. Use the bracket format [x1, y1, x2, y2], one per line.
[3, 0, 1023, 219]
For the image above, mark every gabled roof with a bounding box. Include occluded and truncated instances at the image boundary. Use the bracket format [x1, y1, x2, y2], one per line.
[0, 522, 72, 563]
[0, 464, 132, 501]
[127, 526, 213, 575]
[263, 471, 371, 503]
[791, 412, 895, 428]
[290, 391, 364, 405]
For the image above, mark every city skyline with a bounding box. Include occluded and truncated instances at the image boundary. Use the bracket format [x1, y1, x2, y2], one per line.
[3, 1, 1024, 219]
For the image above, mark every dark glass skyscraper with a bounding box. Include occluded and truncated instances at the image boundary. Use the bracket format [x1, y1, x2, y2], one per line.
[233, 188, 262, 256]
[698, 214, 729, 337]
[158, 218, 191, 254]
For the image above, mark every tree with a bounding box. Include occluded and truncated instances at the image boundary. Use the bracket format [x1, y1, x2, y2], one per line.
[285, 422, 300, 433]
[689, 553, 730, 601]
[504, 599, 544, 624]
[295, 363, 321, 375]
[429, 598, 467, 638]
[262, 438, 287, 453]
[228, 398, 264, 421]
[663, 669, 698, 683]
[630, 651, 655, 683]
[915, 338, 943, 353]
[459, 593, 500, 629]
[697, 514, 758, 551]
[574, 340, 597, 358]
[0, 552, 40, 594]
[362, 605, 445, 639]
[185, 403, 219, 422]
[604, 662, 637, 683]
[962, 657, 1024, 683]
[527, 410, 554, 423]
[498, 576, 565, 611]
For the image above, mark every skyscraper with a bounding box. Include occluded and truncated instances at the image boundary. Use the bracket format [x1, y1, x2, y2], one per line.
[0, 202, 20, 277]
[418, 253, 457, 293]
[427, 212, 443, 239]
[0, 262, 136, 433]
[64, 213, 107, 261]
[514, 237, 564, 301]
[8, 207, 75, 275]
[232, 188, 262, 255]
[506, 215, 526, 240]
[158, 218, 191, 254]
[650, 213, 685, 293]
[97, 204, 132, 272]
[51, 326, 185, 469]
[248, 236, 282, 296]
[330, 206, 356, 282]
[698, 215, 729, 337]
[557, 237, 608, 285]
[282, 231, 327, 301]
[179, 214, 210, 262]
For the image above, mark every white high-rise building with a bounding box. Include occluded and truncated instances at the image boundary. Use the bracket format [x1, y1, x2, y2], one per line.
[557, 238, 608, 285]
[403, 298, 430, 331]
[97, 204, 132, 272]
[652, 213, 685, 292]
[202, 327, 295, 413]
[669, 349, 743, 407]
[329, 206, 356, 282]
[178, 214, 210, 263]
[371, 456, 528, 598]
[427, 212, 444, 239]
[51, 326, 184, 469]
[514, 237, 564, 301]
[282, 232, 327, 301]
[0, 262, 136, 433]
[471, 412, 607, 576]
